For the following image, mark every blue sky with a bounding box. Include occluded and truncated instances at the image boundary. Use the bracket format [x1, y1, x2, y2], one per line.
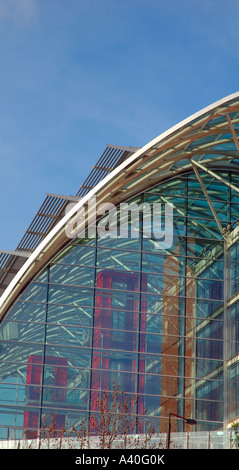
[0, 0, 239, 250]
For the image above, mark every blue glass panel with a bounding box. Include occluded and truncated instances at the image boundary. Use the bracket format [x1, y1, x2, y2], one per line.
[4, 301, 47, 323]
[91, 350, 138, 393]
[196, 337, 223, 360]
[0, 405, 30, 431]
[47, 304, 93, 327]
[0, 377, 31, 406]
[45, 345, 91, 370]
[21, 282, 48, 303]
[228, 363, 239, 420]
[192, 298, 223, 319]
[42, 366, 90, 411]
[196, 358, 223, 379]
[0, 342, 44, 365]
[196, 373, 223, 426]
[46, 324, 92, 348]
[97, 235, 140, 251]
[143, 312, 162, 334]
[142, 234, 185, 253]
[139, 331, 161, 355]
[95, 289, 139, 312]
[48, 285, 94, 307]
[229, 303, 239, 357]
[97, 248, 140, 272]
[49, 263, 95, 287]
[40, 410, 89, 431]
[0, 320, 45, 343]
[145, 177, 186, 196]
[145, 272, 184, 295]
[187, 237, 224, 258]
[187, 217, 226, 239]
[142, 252, 185, 275]
[54, 244, 96, 266]
[230, 243, 239, 297]
[196, 278, 223, 300]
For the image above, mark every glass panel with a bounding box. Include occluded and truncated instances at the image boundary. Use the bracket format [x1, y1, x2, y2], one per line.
[46, 304, 93, 327]
[143, 193, 187, 218]
[145, 177, 187, 196]
[42, 364, 90, 412]
[49, 263, 95, 287]
[188, 174, 229, 202]
[228, 363, 239, 421]
[142, 252, 185, 276]
[97, 248, 140, 272]
[0, 405, 30, 432]
[40, 410, 89, 432]
[48, 285, 94, 307]
[46, 324, 92, 348]
[230, 202, 239, 223]
[0, 320, 45, 343]
[230, 249, 239, 297]
[53, 244, 96, 266]
[188, 201, 230, 223]
[143, 234, 185, 253]
[144, 272, 183, 295]
[91, 350, 138, 394]
[190, 298, 223, 319]
[5, 301, 47, 323]
[93, 328, 138, 353]
[0, 350, 44, 437]
[0, 376, 38, 406]
[0, 342, 44, 366]
[229, 303, 239, 357]
[97, 235, 140, 251]
[187, 217, 225, 239]
[196, 357, 223, 378]
[231, 241, 239, 263]
[187, 237, 224, 258]
[196, 318, 223, 358]
[196, 373, 223, 426]
[196, 278, 223, 300]
[44, 345, 91, 370]
[37, 269, 49, 283]
[95, 289, 139, 313]
[21, 282, 48, 303]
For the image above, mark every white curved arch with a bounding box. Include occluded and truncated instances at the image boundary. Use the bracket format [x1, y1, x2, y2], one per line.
[1, 91, 239, 317]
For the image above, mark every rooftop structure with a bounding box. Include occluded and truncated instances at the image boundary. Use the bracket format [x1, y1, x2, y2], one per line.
[0, 93, 239, 447]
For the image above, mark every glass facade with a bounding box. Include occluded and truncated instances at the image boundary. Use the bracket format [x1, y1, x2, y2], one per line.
[0, 170, 239, 440]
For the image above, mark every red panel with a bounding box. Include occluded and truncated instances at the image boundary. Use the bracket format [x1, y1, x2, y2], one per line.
[91, 270, 113, 412]
[26, 355, 42, 400]
[53, 360, 67, 401]
[91, 270, 147, 422]
[24, 355, 67, 437]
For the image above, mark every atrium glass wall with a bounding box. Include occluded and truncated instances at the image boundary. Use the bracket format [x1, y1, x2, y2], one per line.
[0, 170, 239, 440]
[228, 239, 239, 424]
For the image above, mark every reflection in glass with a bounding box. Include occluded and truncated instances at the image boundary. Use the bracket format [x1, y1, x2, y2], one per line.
[1, 170, 239, 438]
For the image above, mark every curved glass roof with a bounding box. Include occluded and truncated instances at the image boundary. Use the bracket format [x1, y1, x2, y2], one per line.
[1, 92, 239, 318]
